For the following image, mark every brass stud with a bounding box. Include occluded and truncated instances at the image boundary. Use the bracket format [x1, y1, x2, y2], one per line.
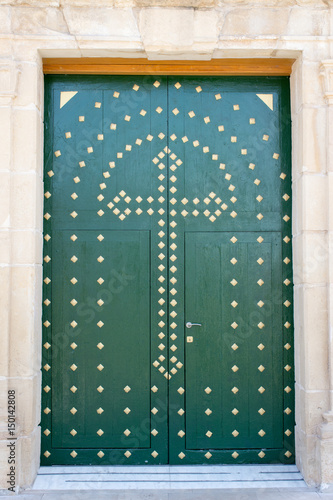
[70, 429, 77, 436]
[232, 430, 239, 437]
[232, 452, 239, 459]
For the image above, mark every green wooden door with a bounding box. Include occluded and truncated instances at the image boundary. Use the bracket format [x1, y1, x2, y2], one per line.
[42, 76, 293, 466]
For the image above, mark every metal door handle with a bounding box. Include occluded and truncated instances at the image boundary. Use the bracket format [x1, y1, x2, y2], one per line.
[186, 322, 202, 329]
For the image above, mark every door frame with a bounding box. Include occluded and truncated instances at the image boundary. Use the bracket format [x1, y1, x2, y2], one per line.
[43, 58, 294, 76]
[41, 64, 295, 466]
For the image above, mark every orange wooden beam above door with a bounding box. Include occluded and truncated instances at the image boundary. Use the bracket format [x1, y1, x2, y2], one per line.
[43, 58, 294, 76]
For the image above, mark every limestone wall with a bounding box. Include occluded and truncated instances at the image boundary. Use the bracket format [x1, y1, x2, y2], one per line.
[0, 0, 333, 491]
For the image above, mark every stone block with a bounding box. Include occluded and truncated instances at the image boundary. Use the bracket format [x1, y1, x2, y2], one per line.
[0, 172, 10, 229]
[220, 8, 289, 36]
[294, 285, 329, 390]
[12, 108, 42, 174]
[14, 63, 43, 111]
[5, 374, 41, 436]
[293, 232, 328, 285]
[287, 6, 330, 36]
[18, 427, 40, 488]
[0, 230, 10, 264]
[63, 7, 140, 38]
[296, 385, 329, 434]
[295, 425, 320, 486]
[319, 413, 333, 485]
[12, 7, 69, 35]
[301, 62, 327, 107]
[0, 268, 10, 377]
[293, 174, 328, 231]
[0, 6, 11, 35]
[0, 107, 11, 171]
[293, 106, 327, 174]
[11, 230, 43, 265]
[9, 266, 42, 377]
[10, 173, 43, 231]
[139, 8, 218, 57]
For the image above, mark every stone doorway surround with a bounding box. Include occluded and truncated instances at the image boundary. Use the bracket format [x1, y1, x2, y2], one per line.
[0, 0, 333, 492]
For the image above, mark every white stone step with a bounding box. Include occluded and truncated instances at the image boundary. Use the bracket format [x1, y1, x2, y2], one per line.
[32, 465, 307, 490]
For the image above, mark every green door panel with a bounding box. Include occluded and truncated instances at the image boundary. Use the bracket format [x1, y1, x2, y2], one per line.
[184, 232, 282, 450]
[52, 230, 151, 449]
[42, 75, 293, 466]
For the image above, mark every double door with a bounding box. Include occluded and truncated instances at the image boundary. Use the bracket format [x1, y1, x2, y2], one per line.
[42, 75, 293, 464]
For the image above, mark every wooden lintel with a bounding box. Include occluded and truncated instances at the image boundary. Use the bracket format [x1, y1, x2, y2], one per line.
[43, 58, 294, 76]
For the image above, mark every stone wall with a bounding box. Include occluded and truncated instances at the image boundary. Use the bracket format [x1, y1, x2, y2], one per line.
[0, 0, 333, 491]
